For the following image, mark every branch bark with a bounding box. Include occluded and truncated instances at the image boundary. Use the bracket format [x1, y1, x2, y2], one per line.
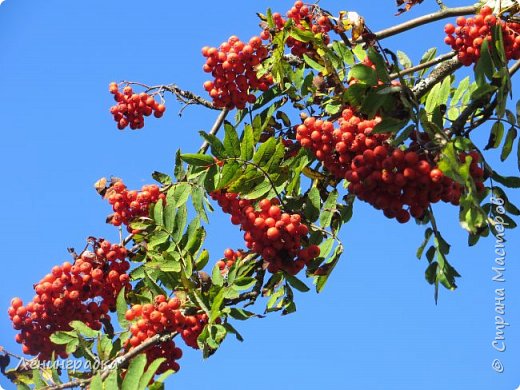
[371, 5, 477, 41]
[389, 51, 456, 79]
[411, 57, 462, 99]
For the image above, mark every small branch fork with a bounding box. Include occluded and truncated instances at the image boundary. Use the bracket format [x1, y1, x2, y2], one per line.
[122, 81, 218, 110]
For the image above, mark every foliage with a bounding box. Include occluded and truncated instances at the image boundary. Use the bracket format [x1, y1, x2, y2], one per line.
[2, 1, 520, 388]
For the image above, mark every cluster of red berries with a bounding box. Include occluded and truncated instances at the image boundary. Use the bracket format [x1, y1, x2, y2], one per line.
[124, 295, 209, 373]
[444, 6, 520, 66]
[261, 1, 332, 57]
[202, 35, 274, 109]
[217, 248, 243, 274]
[210, 191, 320, 275]
[106, 180, 165, 229]
[8, 239, 131, 360]
[296, 108, 485, 222]
[109, 83, 166, 130]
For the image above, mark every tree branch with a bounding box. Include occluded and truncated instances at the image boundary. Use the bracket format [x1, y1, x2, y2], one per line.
[411, 57, 462, 99]
[371, 5, 477, 41]
[389, 51, 456, 79]
[161, 84, 218, 110]
[43, 333, 178, 390]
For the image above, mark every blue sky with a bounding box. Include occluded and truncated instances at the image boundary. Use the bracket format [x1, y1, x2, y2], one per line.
[0, 1, 519, 389]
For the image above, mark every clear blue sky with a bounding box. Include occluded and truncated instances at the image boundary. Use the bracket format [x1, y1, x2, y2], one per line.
[1, 1, 519, 389]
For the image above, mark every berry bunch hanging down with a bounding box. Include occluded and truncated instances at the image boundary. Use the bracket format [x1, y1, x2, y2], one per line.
[210, 191, 320, 275]
[124, 294, 210, 373]
[109, 82, 166, 130]
[296, 108, 485, 223]
[202, 35, 274, 109]
[261, 1, 333, 56]
[105, 180, 166, 230]
[8, 239, 131, 360]
[444, 6, 520, 66]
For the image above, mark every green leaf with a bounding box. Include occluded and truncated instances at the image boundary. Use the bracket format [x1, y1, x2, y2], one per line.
[348, 64, 378, 86]
[302, 53, 325, 73]
[32, 370, 46, 389]
[485, 121, 505, 150]
[367, 47, 390, 82]
[240, 125, 254, 162]
[332, 41, 354, 65]
[195, 249, 210, 271]
[320, 190, 338, 228]
[352, 44, 367, 61]
[104, 369, 120, 390]
[210, 288, 226, 323]
[152, 200, 164, 226]
[69, 321, 99, 338]
[199, 131, 226, 158]
[170, 183, 191, 208]
[212, 263, 224, 287]
[252, 137, 277, 167]
[315, 245, 343, 293]
[192, 185, 209, 223]
[228, 308, 257, 320]
[475, 39, 494, 85]
[304, 187, 321, 222]
[419, 48, 437, 77]
[49, 331, 77, 345]
[289, 27, 314, 43]
[425, 262, 438, 284]
[138, 358, 166, 390]
[397, 50, 412, 69]
[232, 277, 256, 291]
[501, 126, 517, 161]
[174, 150, 186, 181]
[90, 374, 103, 390]
[417, 228, 433, 259]
[223, 122, 241, 157]
[241, 180, 273, 200]
[149, 370, 176, 390]
[116, 287, 129, 329]
[122, 354, 147, 390]
[451, 76, 470, 106]
[286, 274, 310, 292]
[172, 203, 188, 242]
[180, 153, 215, 166]
[151, 171, 172, 186]
[491, 171, 520, 188]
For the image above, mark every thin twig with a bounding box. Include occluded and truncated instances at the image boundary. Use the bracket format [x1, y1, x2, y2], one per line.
[369, 5, 477, 41]
[122, 81, 218, 110]
[389, 51, 456, 79]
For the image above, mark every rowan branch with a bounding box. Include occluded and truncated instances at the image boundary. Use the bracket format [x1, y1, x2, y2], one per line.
[161, 84, 218, 110]
[411, 57, 462, 99]
[43, 333, 178, 390]
[389, 51, 456, 79]
[122, 81, 217, 110]
[371, 5, 477, 41]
